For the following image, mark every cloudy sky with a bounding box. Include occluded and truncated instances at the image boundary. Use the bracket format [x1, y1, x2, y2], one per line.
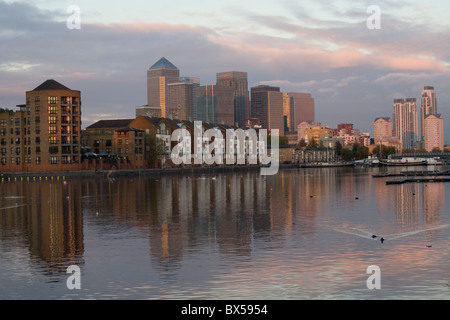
[1, 0, 449, 142]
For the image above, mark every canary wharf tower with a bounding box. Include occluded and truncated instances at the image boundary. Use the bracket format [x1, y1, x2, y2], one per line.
[147, 57, 180, 118]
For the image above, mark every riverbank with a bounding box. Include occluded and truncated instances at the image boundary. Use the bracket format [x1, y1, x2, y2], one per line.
[0, 163, 302, 181]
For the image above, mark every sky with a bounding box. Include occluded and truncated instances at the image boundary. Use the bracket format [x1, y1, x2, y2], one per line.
[1, 0, 450, 142]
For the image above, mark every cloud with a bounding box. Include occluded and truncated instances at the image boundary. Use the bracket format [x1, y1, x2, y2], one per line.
[1, 0, 450, 142]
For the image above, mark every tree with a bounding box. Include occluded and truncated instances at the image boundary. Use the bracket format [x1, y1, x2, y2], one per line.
[341, 148, 353, 162]
[297, 139, 307, 148]
[308, 138, 318, 149]
[145, 134, 166, 166]
[335, 141, 343, 156]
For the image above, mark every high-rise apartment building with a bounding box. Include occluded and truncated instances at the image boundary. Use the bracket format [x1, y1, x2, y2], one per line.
[147, 57, 180, 118]
[216, 72, 249, 127]
[424, 114, 444, 152]
[374, 117, 393, 141]
[196, 85, 234, 125]
[1, 79, 82, 172]
[250, 85, 284, 135]
[393, 98, 419, 150]
[420, 86, 437, 139]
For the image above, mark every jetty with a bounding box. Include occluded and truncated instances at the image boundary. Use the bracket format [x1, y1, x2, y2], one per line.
[386, 176, 450, 185]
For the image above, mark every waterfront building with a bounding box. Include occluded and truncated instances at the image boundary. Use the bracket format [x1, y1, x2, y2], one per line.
[420, 86, 437, 140]
[304, 126, 333, 145]
[297, 121, 321, 143]
[424, 114, 444, 152]
[216, 71, 249, 128]
[147, 57, 180, 118]
[393, 98, 419, 150]
[83, 119, 134, 154]
[250, 85, 284, 135]
[113, 127, 145, 169]
[1, 79, 82, 172]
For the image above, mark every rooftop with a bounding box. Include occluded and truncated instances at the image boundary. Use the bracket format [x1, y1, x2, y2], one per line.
[33, 79, 72, 91]
[87, 119, 134, 129]
[150, 57, 178, 70]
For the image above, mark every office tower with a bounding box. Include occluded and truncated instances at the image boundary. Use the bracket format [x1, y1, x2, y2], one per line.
[282, 93, 291, 133]
[250, 85, 284, 135]
[0, 79, 82, 172]
[196, 85, 234, 125]
[420, 86, 437, 139]
[167, 82, 196, 121]
[393, 98, 419, 150]
[147, 57, 180, 117]
[374, 118, 393, 140]
[287, 92, 315, 131]
[424, 114, 444, 152]
[216, 72, 249, 127]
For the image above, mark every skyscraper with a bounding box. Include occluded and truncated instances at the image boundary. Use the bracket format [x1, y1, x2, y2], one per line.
[287, 92, 315, 131]
[216, 72, 249, 127]
[420, 86, 437, 139]
[393, 98, 419, 150]
[424, 114, 444, 152]
[250, 85, 284, 135]
[147, 57, 180, 118]
[196, 85, 234, 125]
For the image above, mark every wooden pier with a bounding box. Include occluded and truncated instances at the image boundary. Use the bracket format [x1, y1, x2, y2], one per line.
[386, 176, 450, 185]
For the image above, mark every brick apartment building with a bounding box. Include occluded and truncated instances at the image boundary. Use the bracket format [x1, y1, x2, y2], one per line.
[1, 80, 82, 172]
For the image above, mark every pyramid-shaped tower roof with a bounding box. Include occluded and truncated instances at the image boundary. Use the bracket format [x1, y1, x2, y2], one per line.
[33, 79, 72, 91]
[150, 57, 178, 70]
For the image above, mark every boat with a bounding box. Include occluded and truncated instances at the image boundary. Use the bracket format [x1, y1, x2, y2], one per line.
[300, 162, 355, 168]
[379, 158, 427, 166]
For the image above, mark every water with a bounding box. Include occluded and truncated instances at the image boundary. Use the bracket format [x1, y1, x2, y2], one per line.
[1, 166, 450, 300]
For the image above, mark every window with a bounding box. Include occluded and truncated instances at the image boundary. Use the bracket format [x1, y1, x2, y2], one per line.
[50, 157, 58, 164]
[1, 158, 6, 165]
[36, 147, 41, 154]
[49, 137, 58, 145]
[35, 116, 40, 124]
[0, 119, 6, 126]
[15, 118, 20, 126]
[35, 127, 41, 135]
[35, 96, 40, 104]
[48, 106, 59, 114]
[36, 157, 41, 164]
[49, 146, 59, 154]
[1, 148, 6, 155]
[48, 96, 58, 104]
[49, 117, 57, 125]
[49, 127, 58, 134]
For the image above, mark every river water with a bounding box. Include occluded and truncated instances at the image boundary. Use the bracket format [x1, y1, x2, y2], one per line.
[0, 166, 449, 300]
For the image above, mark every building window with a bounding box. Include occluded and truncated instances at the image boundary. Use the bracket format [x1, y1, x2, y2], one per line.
[1, 158, 6, 165]
[49, 146, 59, 154]
[48, 96, 58, 104]
[35, 127, 41, 135]
[35, 96, 40, 104]
[49, 137, 58, 145]
[49, 126, 58, 134]
[36, 157, 41, 164]
[49, 117, 57, 125]
[36, 147, 41, 154]
[48, 106, 59, 114]
[1, 148, 6, 155]
[50, 157, 58, 164]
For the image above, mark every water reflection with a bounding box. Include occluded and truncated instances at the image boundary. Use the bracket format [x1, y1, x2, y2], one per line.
[0, 167, 449, 299]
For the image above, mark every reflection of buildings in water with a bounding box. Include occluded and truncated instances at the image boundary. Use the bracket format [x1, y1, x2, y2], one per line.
[395, 183, 420, 226]
[422, 183, 445, 224]
[0, 182, 84, 277]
